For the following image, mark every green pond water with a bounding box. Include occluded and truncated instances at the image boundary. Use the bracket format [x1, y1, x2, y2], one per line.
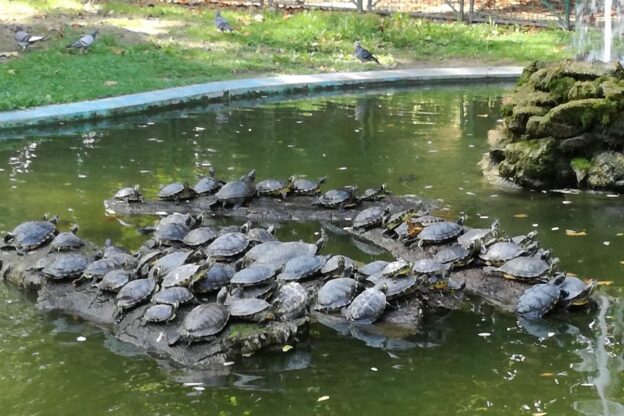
[1, 83, 623, 415]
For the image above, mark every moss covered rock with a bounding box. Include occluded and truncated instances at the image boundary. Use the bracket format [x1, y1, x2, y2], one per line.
[587, 151, 624, 190]
[505, 105, 548, 136]
[498, 138, 559, 188]
[568, 81, 602, 100]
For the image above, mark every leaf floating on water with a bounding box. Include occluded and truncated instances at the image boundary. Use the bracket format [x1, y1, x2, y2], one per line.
[603, 241, 610, 246]
[565, 229, 587, 237]
[76, 336, 86, 342]
[596, 281, 614, 286]
[539, 372, 554, 377]
[620, 261, 624, 265]
[371, 367, 378, 372]
[551, 227, 559, 231]
[282, 345, 293, 352]
[317, 396, 330, 402]
[514, 213, 528, 218]
[477, 332, 491, 337]
[532, 413, 548, 416]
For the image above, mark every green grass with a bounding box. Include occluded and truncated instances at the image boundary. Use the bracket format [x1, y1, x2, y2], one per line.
[0, 0, 573, 111]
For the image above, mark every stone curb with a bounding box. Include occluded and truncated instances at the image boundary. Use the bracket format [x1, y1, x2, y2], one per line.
[0, 66, 522, 130]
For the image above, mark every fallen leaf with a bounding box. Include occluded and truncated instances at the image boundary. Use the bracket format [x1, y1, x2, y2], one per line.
[596, 281, 614, 286]
[104, 80, 118, 86]
[620, 261, 624, 265]
[317, 395, 330, 402]
[565, 229, 587, 237]
[532, 413, 548, 416]
[7, 69, 16, 75]
[282, 345, 293, 352]
[514, 213, 528, 218]
[540, 372, 555, 377]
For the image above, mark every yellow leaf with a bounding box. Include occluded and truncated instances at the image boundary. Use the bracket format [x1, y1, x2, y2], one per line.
[104, 80, 118, 86]
[317, 395, 330, 402]
[532, 413, 548, 416]
[282, 345, 293, 352]
[597, 281, 614, 286]
[540, 372, 554, 377]
[7, 69, 16, 75]
[514, 213, 528, 218]
[565, 229, 587, 236]
[620, 261, 624, 265]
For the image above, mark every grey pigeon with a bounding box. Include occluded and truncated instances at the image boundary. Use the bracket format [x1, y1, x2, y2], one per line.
[354, 41, 380, 65]
[14, 27, 46, 50]
[67, 30, 99, 53]
[214, 11, 234, 33]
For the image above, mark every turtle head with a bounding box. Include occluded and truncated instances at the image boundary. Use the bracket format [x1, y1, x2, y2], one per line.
[457, 215, 467, 226]
[246, 169, 256, 182]
[549, 257, 560, 275]
[240, 221, 251, 234]
[315, 228, 327, 250]
[208, 166, 216, 177]
[266, 225, 276, 235]
[471, 238, 483, 254]
[318, 176, 328, 184]
[342, 263, 354, 278]
[216, 286, 228, 305]
[70, 223, 79, 234]
[491, 219, 500, 233]
[553, 272, 566, 285]
[374, 282, 388, 293]
[526, 230, 538, 241]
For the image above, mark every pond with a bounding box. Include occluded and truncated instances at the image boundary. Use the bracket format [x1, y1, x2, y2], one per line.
[0, 83, 623, 415]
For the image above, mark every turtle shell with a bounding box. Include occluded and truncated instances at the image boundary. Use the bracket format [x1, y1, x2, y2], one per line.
[42, 253, 89, 280]
[114, 278, 157, 316]
[559, 275, 595, 306]
[227, 297, 271, 320]
[368, 275, 418, 300]
[434, 245, 472, 266]
[50, 230, 84, 252]
[516, 276, 564, 318]
[205, 232, 249, 259]
[315, 186, 357, 209]
[192, 263, 234, 293]
[154, 222, 190, 246]
[352, 206, 387, 229]
[292, 177, 326, 195]
[277, 254, 326, 281]
[315, 277, 360, 312]
[274, 282, 308, 321]
[418, 221, 463, 245]
[242, 241, 281, 265]
[255, 178, 292, 198]
[136, 249, 168, 277]
[6, 220, 57, 251]
[143, 304, 176, 324]
[457, 220, 500, 247]
[214, 172, 255, 206]
[320, 255, 357, 276]
[498, 256, 551, 282]
[480, 241, 525, 266]
[114, 185, 143, 202]
[83, 258, 121, 281]
[253, 241, 318, 267]
[382, 259, 411, 277]
[193, 176, 222, 195]
[98, 270, 131, 293]
[230, 264, 278, 286]
[157, 213, 200, 229]
[345, 286, 387, 323]
[246, 226, 277, 244]
[412, 259, 447, 275]
[182, 227, 218, 248]
[162, 264, 204, 288]
[179, 303, 230, 341]
[153, 286, 195, 306]
[149, 250, 192, 280]
[158, 182, 196, 200]
[357, 184, 387, 201]
[358, 260, 389, 277]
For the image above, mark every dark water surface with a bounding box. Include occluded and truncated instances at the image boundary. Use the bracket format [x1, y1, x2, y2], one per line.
[1, 84, 623, 415]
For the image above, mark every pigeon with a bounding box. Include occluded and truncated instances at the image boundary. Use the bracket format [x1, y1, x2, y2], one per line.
[14, 27, 46, 50]
[354, 41, 380, 65]
[214, 11, 234, 33]
[67, 30, 99, 54]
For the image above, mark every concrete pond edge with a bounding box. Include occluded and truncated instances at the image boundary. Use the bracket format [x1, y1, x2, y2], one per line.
[0, 66, 523, 131]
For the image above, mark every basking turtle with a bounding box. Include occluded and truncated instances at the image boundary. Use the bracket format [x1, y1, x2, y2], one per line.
[497, 256, 559, 283]
[97, 269, 132, 293]
[357, 184, 388, 202]
[511, 230, 539, 246]
[49, 224, 84, 252]
[161, 263, 207, 288]
[152, 286, 195, 308]
[315, 277, 361, 312]
[42, 253, 89, 280]
[81, 258, 124, 282]
[218, 287, 273, 322]
[515, 275, 565, 319]
[357, 260, 389, 279]
[480, 240, 529, 266]
[251, 231, 326, 267]
[352, 206, 390, 230]
[100, 239, 132, 259]
[273, 282, 308, 321]
[148, 250, 192, 280]
[457, 219, 500, 248]
[321, 255, 357, 278]
[230, 263, 279, 287]
[143, 304, 176, 325]
[192, 264, 234, 294]
[158, 182, 197, 202]
[182, 227, 218, 248]
[205, 232, 249, 260]
[412, 258, 449, 290]
[382, 209, 415, 237]
[214, 169, 256, 207]
[241, 240, 281, 266]
[277, 254, 327, 281]
[113, 185, 144, 203]
[292, 176, 327, 196]
[154, 222, 190, 246]
[4, 216, 59, 253]
[314, 186, 359, 209]
[177, 303, 230, 344]
[381, 259, 411, 278]
[433, 240, 481, 268]
[136, 249, 168, 277]
[255, 177, 294, 198]
[113, 278, 157, 320]
[244, 223, 277, 244]
[367, 274, 419, 301]
[558, 274, 596, 308]
[193, 167, 224, 196]
[417, 216, 466, 247]
[156, 213, 202, 230]
[345, 284, 387, 324]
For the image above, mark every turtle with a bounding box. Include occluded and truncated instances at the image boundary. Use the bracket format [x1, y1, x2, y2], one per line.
[113, 185, 144, 203]
[49, 224, 84, 252]
[357, 260, 389, 279]
[182, 227, 218, 248]
[214, 169, 256, 207]
[193, 167, 224, 195]
[381, 259, 411, 278]
[345, 284, 387, 324]
[315, 277, 361, 312]
[192, 263, 235, 293]
[457, 219, 501, 248]
[511, 230, 539, 246]
[357, 184, 388, 202]
[152, 286, 195, 308]
[240, 240, 282, 266]
[320, 255, 357, 278]
[81, 258, 124, 282]
[480, 240, 530, 266]
[352, 206, 390, 230]
[156, 213, 202, 230]
[433, 240, 481, 268]
[3, 216, 59, 253]
[113, 278, 157, 320]
[230, 263, 279, 287]
[251, 231, 325, 267]
[97, 269, 132, 293]
[558, 274, 596, 308]
[497, 256, 559, 283]
[148, 250, 192, 280]
[273, 282, 309, 321]
[218, 287, 273, 322]
[412, 258, 450, 290]
[136, 249, 169, 277]
[292, 176, 327, 196]
[143, 304, 176, 325]
[176, 303, 230, 344]
[237, 283, 275, 300]
[313, 186, 359, 209]
[205, 232, 249, 260]
[161, 263, 207, 288]
[515, 274, 566, 319]
[154, 222, 190, 246]
[244, 223, 277, 244]
[255, 177, 294, 198]
[367, 274, 419, 301]
[42, 253, 90, 280]
[158, 182, 197, 202]
[382, 209, 415, 237]
[417, 216, 466, 247]
[277, 254, 327, 281]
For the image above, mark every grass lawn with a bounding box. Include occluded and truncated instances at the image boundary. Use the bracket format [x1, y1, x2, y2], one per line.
[0, 0, 572, 111]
